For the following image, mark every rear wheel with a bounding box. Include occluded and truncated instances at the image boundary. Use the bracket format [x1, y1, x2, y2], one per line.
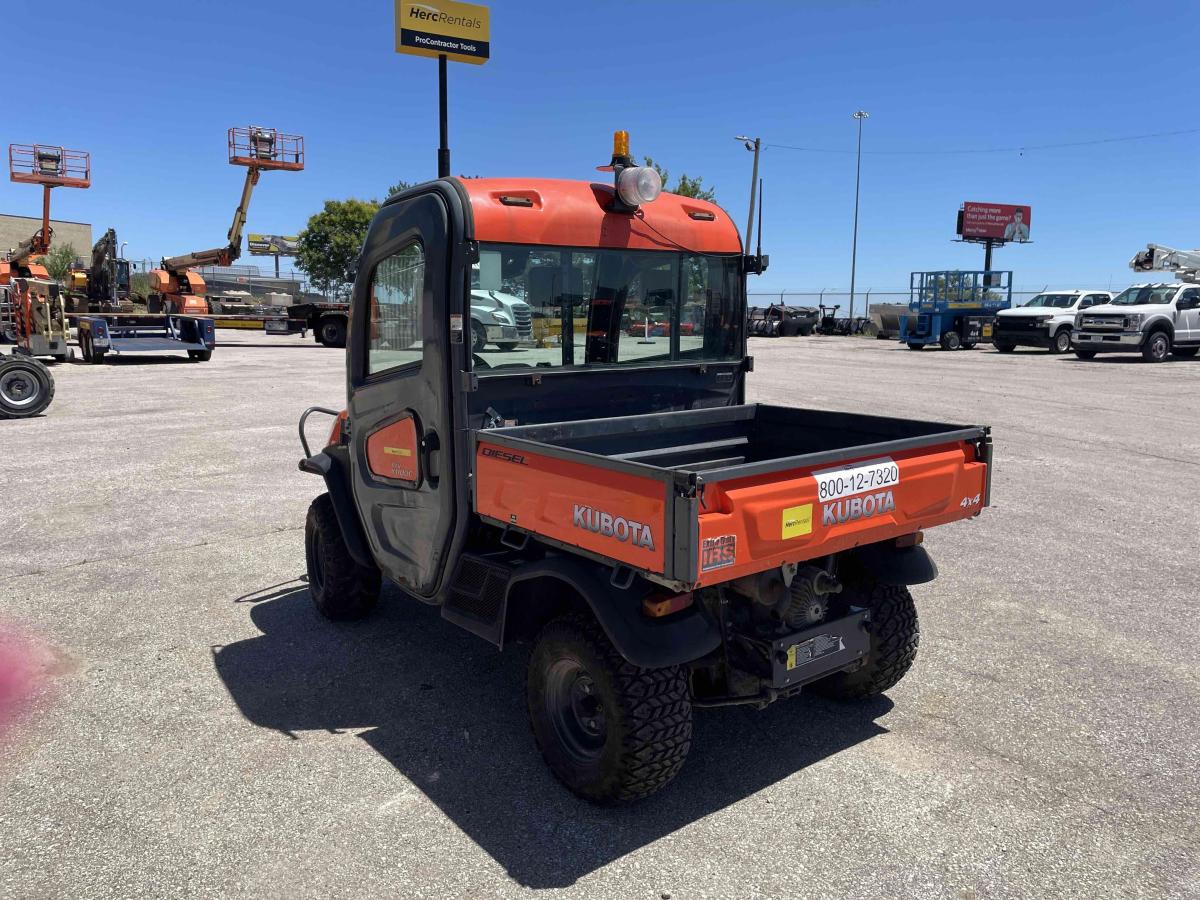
[187, 349, 212, 362]
[1050, 328, 1072, 354]
[527, 614, 692, 804]
[814, 581, 919, 700]
[1074, 349, 1097, 359]
[994, 340, 1016, 353]
[79, 332, 93, 363]
[1142, 331, 1170, 362]
[0, 356, 55, 418]
[939, 330, 962, 351]
[305, 493, 381, 621]
[906, 342, 924, 351]
[318, 317, 347, 348]
[497, 341, 519, 351]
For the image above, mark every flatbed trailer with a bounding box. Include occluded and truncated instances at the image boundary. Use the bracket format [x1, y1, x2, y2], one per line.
[474, 404, 991, 590]
[72, 313, 216, 363]
[203, 301, 350, 346]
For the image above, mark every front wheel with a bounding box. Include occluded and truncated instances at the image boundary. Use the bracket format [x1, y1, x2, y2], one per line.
[1142, 331, 1170, 362]
[1074, 349, 1097, 359]
[906, 342, 924, 351]
[305, 494, 381, 621]
[471, 321, 487, 353]
[813, 582, 919, 700]
[317, 317, 347, 348]
[496, 341, 519, 352]
[939, 330, 962, 351]
[527, 614, 692, 804]
[0, 356, 55, 418]
[994, 340, 1016, 353]
[1050, 328, 1072, 354]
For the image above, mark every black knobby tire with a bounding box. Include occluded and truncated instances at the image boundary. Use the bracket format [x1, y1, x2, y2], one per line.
[187, 349, 213, 362]
[305, 493, 381, 621]
[906, 342, 924, 351]
[0, 356, 55, 419]
[994, 341, 1016, 353]
[1142, 331, 1170, 362]
[1074, 349, 1097, 360]
[79, 332, 93, 363]
[814, 582, 919, 700]
[318, 317, 347, 348]
[527, 614, 692, 804]
[497, 342, 519, 351]
[471, 321, 487, 353]
[1173, 347, 1199, 358]
[1050, 328, 1072, 354]
[940, 330, 962, 351]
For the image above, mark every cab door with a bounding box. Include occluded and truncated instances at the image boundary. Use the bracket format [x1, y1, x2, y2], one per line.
[346, 188, 463, 598]
[1175, 287, 1200, 344]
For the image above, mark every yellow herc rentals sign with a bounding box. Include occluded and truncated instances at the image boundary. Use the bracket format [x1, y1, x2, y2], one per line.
[395, 0, 490, 65]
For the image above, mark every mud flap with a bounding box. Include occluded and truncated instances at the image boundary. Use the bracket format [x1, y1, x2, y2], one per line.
[849, 542, 937, 586]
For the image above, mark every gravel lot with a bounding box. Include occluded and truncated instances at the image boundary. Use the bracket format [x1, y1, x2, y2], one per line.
[1, 332, 1197, 899]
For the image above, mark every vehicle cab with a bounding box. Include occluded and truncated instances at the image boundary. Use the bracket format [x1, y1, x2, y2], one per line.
[1072, 283, 1200, 362]
[993, 290, 1112, 354]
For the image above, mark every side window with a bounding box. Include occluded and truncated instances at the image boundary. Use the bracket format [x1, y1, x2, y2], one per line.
[1179, 288, 1200, 304]
[367, 243, 425, 375]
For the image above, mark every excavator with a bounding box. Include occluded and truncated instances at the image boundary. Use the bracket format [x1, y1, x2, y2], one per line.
[1130, 243, 1200, 283]
[1, 144, 90, 361]
[148, 126, 304, 314]
[68, 227, 131, 312]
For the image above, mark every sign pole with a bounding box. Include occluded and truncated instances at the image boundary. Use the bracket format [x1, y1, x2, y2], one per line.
[438, 54, 450, 178]
[984, 238, 994, 275]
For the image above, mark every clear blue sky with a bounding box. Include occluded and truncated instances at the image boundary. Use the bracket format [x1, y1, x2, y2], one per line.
[4, 0, 1197, 293]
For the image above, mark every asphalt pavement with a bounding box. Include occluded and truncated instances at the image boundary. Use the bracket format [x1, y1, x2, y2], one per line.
[1, 332, 1197, 898]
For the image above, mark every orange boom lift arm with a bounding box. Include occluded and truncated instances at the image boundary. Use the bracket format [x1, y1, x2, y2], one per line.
[150, 127, 304, 314]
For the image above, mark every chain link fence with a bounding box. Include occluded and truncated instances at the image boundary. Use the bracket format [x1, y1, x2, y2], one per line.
[748, 290, 1043, 314]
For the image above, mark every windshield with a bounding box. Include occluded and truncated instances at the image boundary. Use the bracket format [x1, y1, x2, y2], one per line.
[470, 243, 742, 371]
[1110, 286, 1177, 306]
[1022, 293, 1077, 308]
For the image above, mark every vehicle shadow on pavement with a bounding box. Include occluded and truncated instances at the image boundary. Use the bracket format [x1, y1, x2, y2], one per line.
[213, 582, 892, 889]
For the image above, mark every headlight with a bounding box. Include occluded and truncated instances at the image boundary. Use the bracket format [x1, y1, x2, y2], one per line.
[1074, 314, 1083, 328]
[1124, 314, 1143, 330]
[617, 166, 663, 207]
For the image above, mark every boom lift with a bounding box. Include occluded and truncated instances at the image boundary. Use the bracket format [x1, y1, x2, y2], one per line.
[149, 127, 304, 315]
[1130, 244, 1200, 283]
[1, 144, 90, 361]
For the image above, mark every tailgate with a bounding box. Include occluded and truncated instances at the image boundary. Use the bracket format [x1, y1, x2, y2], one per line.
[691, 439, 989, 587]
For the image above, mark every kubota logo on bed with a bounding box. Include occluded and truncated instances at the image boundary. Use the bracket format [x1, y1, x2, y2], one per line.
[821, 490, 896, 526]
[572, 504, 656, 551]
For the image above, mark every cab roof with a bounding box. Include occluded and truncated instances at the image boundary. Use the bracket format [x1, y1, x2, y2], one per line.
[458, 178, 742, 255]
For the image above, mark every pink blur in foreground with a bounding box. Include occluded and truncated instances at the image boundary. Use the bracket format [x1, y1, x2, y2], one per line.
[0, 626, 45, 739]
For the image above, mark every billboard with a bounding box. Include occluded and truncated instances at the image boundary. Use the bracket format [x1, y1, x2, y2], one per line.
[395, 0, 490, 65]
[247, 234, 299, 255]
[958, 202, 1031, 242]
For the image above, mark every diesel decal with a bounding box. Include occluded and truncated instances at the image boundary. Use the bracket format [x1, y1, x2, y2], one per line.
[701, 535, 736, 572]
[572, 504, 656, 551]
[822, 490, 896, 526]
[481, 446, 527, 465]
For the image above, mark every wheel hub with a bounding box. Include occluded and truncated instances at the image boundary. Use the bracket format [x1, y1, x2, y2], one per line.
[545, 658, 607, 762]
[0, 369, 38, 407]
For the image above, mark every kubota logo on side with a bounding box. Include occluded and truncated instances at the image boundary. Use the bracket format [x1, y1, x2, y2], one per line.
[572, 504, 656, 551]
[822, 490, 896, 526]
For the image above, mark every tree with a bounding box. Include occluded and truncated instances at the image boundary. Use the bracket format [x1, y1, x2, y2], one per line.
[388, 179, 416, 197]
[296, 198, 380, 296]
[42, 244, 77, 284]
[643, 157, 716, 202]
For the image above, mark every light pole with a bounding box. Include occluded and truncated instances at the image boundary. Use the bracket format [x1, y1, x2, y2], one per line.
[735, 135, 761, 253]
[849, 110, 869, 321]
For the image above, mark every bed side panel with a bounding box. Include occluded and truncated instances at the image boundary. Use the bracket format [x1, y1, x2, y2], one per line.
[475, 439, 668, 575]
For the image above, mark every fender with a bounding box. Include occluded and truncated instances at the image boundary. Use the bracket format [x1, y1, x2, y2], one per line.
[1141, 316, 1173, 344]
[298, 445, 375, 569]
[846, 541, 938, 586]
[502, 557, 722, 669]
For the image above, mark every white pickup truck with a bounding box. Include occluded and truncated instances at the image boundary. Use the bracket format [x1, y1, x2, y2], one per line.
[1072, 283, 1200, 362]
[993, 290, 1113, 354]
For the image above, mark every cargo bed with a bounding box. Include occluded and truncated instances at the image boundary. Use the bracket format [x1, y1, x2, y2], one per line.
[473, 404, 991, 589]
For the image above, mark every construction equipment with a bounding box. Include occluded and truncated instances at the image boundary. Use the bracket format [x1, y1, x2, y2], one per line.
[68, 228, 131, 311]
[900, 270, 1012, 350]
[149, 127, 304, 315]
[295, 131, 994, 804]
[1, 144, 90, 360]
[1130, 244, 1200, 283]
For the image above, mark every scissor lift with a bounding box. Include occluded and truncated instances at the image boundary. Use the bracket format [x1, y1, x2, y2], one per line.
[901, 270, 1012, 351]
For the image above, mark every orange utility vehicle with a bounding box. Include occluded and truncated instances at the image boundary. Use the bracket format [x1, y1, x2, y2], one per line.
[1, 144, 90, 362]
[298, 133, 993, 803]
[148, 126, 303, 314]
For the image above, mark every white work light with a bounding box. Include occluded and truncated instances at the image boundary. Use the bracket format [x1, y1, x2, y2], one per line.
[616, 165, 662, 207]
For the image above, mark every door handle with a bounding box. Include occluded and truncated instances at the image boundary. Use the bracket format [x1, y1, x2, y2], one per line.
[422, 429, 441, 486]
